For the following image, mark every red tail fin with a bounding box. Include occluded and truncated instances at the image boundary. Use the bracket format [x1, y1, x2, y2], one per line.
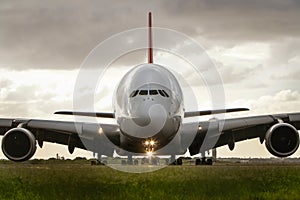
[148, 12, 153, 64]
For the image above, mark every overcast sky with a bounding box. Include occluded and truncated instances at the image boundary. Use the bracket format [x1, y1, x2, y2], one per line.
[0, 0, 300, 159]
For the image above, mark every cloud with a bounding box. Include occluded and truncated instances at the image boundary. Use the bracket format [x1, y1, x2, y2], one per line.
[268, 38, 300, 65]
[228, 89, 300, 116]
[272, 69, 300, 81]
[163, 0, 300, 42]
[3, 85, 39, 102]
[0, 69, 76, 118]
[0, 0, 159, 70]
[0, 78, 11, 88]
[264, 38, 300, 80]
[0, 0, 299, 70]
[217, 62, 258, 84]
[0, 78, 12, 95]
[273, 89, 300, 101]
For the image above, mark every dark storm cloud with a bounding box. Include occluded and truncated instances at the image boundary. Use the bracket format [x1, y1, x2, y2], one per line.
[0, 0, 299, 70]
[164, 0, 300, 40]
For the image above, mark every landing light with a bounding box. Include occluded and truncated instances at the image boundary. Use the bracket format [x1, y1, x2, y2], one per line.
[144, 140, 156, 146]
[198, 126, 202, 131]
[144, 140, 156, 155]
[150, 140, 155, 146]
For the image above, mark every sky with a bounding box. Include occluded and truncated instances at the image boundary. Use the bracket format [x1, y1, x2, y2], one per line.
[0, 0, 300, 159]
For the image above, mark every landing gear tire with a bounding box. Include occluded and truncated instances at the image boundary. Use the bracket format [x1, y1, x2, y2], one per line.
[195, 158, 213, 165]
[206, 158, 213, 165]
[176, 158, 183, 165]
[127, 155, 133, 165]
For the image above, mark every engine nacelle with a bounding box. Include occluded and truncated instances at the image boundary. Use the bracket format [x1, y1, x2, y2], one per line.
[1, 128, 37, 162]
[265, 123, 299, 157]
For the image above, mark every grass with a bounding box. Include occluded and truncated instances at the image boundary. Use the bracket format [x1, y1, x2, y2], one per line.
[0, 161, 300, 200]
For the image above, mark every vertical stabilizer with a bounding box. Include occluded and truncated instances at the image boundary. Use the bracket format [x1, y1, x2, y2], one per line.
[148, 12, 153, 63]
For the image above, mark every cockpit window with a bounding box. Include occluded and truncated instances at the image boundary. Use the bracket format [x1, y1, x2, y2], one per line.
[158, 90, 165, 97]
[130, 90, 139, 97]
[131, 89, 169, 97]
[149, 90, 158, 95]
[139, 90, 148, 95]
[162, 90, 169, 97]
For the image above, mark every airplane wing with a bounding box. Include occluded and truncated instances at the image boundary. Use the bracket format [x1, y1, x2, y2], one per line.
[55, 108, 249, 118]
[54, 111, 115, 118]
[184, 108, 249, 117]
[0, 118, 120, 161]
[1, 112, 300, 162]
[186, 112, 300, 157]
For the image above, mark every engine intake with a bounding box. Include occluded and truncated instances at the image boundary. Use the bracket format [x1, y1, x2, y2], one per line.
[1, 128, 37, 162]
[265, 123, 299, 157]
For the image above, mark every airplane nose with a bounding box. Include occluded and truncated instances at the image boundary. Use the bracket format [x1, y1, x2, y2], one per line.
[118, 104, 167, 138]
[132, 104, 167, 127]
[132, 116, 151, 126]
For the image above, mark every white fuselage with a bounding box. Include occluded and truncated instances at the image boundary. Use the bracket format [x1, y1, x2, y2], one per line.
[113, 63, 184, 153]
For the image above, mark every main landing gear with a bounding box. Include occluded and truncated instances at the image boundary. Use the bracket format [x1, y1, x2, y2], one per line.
[195, 157, 213, 165]
[170, 154, 182, 165]
[121, 154, 139, 165]
[170, 154, 214, 166]
[195, 150, 215, 165]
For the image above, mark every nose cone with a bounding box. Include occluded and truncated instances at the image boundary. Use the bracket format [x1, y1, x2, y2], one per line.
[120, 104, 168, 138]
[132, 117, 151, 127]
[132, 102, 166, 126]
[132, 103, 167, 126]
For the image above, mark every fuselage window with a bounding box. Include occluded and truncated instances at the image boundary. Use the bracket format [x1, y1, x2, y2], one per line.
[130, 90, 139, 97]
[149, 90, 158, 95]
[139, 90, 148, 95]
[162, 90, 169, 97]
[158, 90, 165, 97]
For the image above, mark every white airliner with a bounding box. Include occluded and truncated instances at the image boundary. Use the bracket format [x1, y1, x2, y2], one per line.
[0, 13, 299, 165]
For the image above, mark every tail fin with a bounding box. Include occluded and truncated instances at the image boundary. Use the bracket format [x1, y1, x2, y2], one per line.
[148, 12, 153, 63]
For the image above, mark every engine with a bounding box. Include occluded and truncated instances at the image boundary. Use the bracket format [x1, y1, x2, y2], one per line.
[1, 128, 37, 162]
[265, 123, 299, 157]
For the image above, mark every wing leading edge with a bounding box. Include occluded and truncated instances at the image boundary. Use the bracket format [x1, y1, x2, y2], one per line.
[184, 108, 249, 117]
[54, 111, 115, 118]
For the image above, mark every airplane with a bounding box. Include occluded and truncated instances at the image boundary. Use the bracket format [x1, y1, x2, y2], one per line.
[0, 12, 299, 166]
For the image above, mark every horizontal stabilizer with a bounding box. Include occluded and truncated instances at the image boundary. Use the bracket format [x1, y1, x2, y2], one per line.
[54, 111, 115, 118]
[184, 108, 249, 118]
